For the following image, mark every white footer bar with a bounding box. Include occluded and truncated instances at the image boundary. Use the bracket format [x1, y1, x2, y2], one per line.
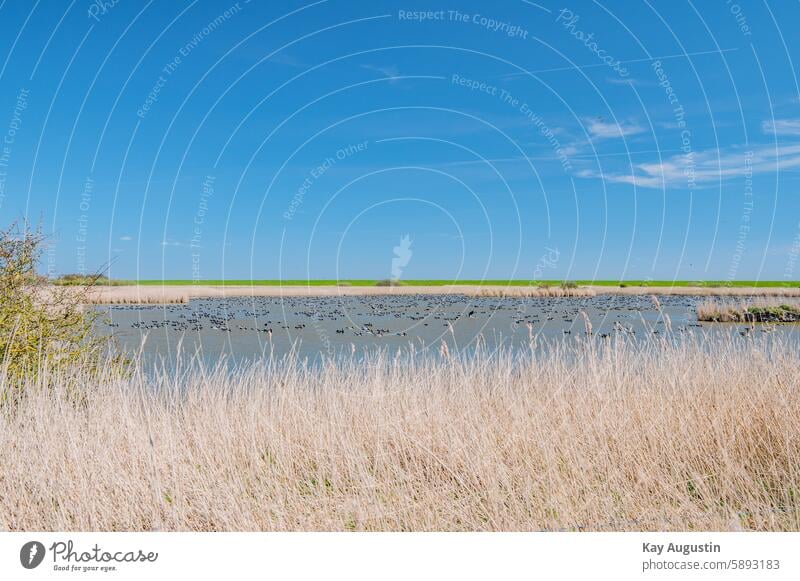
[1, 532, 797, 580]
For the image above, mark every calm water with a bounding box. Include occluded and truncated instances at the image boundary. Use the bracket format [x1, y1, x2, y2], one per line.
[95, 294, 799, 364]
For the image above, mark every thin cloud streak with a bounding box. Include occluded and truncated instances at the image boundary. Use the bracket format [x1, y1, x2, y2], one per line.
[586, 118, 645, 139]
[500, 47, 738, 78]
[763, 118, 800, 136]
[579, 144, 800, 188]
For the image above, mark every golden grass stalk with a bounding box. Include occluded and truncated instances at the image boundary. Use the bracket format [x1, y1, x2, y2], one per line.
[2, 333, 799, 532]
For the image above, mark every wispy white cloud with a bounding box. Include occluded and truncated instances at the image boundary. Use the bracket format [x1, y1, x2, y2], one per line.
[160, 239, 189, 248]
[361, 64, 400, 84]
[586, 118, 645, 140]
[266, 52, 305, 67]
[605, 77, 656, 88]
[762, 118, 800, 136]
[579, 144, 800, 188]
[560, 144, 582, 156]
[500, 48, 738, 79]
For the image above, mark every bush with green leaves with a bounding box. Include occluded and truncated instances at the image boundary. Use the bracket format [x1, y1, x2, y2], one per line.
[53, 273, 112, 286]
[0, 223, 108, 391]
[374, 279, 405, 287]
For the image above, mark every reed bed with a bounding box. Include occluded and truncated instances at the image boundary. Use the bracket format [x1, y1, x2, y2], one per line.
[697, 297, 800, 322]
[77, 284, 598, 302]
[611, 286, 800, 297]
[68, 284, 800, 304]
[475, 286, 595, 298]
[2, 333, 799, 532]
[83, 288, 189, 304]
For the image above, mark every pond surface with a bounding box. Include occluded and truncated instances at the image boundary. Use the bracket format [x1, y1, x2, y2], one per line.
[95, 294, 799, 364]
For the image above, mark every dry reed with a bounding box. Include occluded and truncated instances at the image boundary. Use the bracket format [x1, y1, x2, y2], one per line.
[2, 333, 799, 532]
[82, 288, 189, 304]
[475, 286, 596, 298]
[697, 298, 800, 322]
[70, 284, 800, 305]
[612, 286, 800, 297]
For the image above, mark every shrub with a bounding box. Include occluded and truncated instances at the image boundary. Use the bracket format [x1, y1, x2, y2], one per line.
[0, 222, 110, 396]
[54, 273, 112, 286]
[375, 279, 404, 287]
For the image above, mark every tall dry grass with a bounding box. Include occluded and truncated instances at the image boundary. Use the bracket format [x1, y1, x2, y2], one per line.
[697, 297, 800, 322]
[607, 286, 800, 297]
[696, 300, 744, 322]
[81, 288, 189, 304]
[1, 334, 799, 532]
[475, 286, 595, 298]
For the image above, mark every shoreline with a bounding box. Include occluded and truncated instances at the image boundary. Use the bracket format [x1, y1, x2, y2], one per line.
[79, 284, 800, 304]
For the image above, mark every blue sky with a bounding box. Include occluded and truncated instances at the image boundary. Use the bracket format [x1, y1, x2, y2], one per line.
[1, 0, 799, 281]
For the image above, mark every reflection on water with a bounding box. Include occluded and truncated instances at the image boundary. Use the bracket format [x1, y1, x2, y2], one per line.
[95, 294, 800, 365]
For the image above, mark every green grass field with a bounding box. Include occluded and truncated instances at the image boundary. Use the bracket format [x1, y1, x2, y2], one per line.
[117, 279, 800, 287]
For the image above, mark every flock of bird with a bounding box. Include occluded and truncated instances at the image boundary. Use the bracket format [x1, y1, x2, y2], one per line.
[99, 294, 722, 351]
